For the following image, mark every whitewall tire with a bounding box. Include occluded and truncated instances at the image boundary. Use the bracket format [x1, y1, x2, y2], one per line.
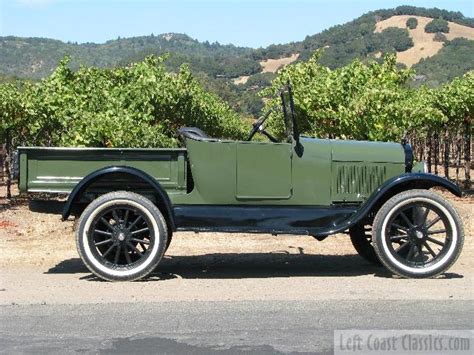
[76, 191, 168, 281]
[372, 189, 464, 278]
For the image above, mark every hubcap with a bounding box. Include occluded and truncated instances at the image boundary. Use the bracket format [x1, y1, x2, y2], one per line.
[113, 226, 129, 243]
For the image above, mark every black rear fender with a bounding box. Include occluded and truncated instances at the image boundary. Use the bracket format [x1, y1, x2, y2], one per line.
[62, 166, 175, 230]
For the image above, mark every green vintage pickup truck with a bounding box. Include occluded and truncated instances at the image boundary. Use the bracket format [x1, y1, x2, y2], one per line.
[18, 87, 464, 281]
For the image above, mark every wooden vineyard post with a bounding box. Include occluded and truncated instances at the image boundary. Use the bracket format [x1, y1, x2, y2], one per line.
[5, 129, 11, 199]
[464, 116, 471, 189]
[456, 133, 461, 183]
[427, 133, 432, 173]
[434, 131, 439, 175]
[418, 135, 424, 162]
[444, 129, 450, 179]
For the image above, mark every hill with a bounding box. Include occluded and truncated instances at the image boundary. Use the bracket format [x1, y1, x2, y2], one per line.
[0, 33, 258, 79]
[1, 6, 473, 116]
[292, 7, 473, 71]
[374, 15, 474, 67]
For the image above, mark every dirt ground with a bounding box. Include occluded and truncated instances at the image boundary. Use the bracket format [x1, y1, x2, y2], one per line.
[0, 183, 473, 305]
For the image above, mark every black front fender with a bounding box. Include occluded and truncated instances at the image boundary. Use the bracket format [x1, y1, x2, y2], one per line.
[372, 173, 462, 198]
[313, 173, 462, 237]
[357, 173, 462, 221]
[61, 166, 175, 229]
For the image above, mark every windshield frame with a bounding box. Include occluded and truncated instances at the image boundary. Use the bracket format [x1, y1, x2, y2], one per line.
[279, 84, 300, 144]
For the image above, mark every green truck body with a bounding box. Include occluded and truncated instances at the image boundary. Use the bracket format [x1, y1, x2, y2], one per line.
[19, 138, 407, 206]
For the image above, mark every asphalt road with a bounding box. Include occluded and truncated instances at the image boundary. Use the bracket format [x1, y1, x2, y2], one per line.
[1, 300, 472, 354]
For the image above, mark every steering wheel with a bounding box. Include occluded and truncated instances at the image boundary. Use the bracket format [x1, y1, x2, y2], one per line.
[246, 110, 278, 142]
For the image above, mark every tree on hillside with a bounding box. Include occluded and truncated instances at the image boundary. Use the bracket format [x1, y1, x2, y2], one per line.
[433, 32, 447, 42]
[406, 17, 418, 29]
[425, 18, 450, 33]
[379, 28, 414, 52]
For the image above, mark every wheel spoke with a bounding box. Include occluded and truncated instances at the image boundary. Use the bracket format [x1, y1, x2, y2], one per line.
[123, 244, 132, 264]
[426, 236, 445, 247]
[112, 210, 120, 223]
[95, 238, 113, 246]
[423, 241, 437, 258]
[391, 223, 409, 233]
[412, 207, 426, 226]
[131, 238, 149, 244]
[114, 244, 121, 264]
[94, 229, 112, 236]
[127, 242, 143, 256]
[101, 244, 115, 258]
[100, 217, 115, 231]
[131, 227, 149, 235]
[427, 229, 446, 235]
[123, 209, 130, 224]
[390, 234, 408, 241]
[395, 242, 410, 255]
[127, 216, 142, 231]
[425, 216, 441, 230]
[400, 211, 414, 228]
[406, 244, 416, 261]
[421, 207, 430, 225]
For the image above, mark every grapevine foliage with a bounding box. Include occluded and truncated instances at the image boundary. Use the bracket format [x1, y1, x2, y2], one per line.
[262, 51, 472, 143]
[1, 53, 472, 152]
[0, 55, 248, 148]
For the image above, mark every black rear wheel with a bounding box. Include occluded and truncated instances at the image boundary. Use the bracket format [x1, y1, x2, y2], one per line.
[76, 191, 168, 281]
[349, 223, 381, 265]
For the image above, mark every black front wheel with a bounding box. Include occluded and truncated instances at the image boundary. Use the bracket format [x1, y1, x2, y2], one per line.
[372, 190, 464, 278]
[76, 191, 168, 281]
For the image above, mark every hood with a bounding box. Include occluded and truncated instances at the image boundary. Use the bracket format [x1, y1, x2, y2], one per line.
[300, 137, 413, 203]
[301, 137, 407, 164]
[331, 140, 406, 163]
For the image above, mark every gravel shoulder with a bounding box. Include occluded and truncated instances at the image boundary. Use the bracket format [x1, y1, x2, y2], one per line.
[0, 189, 473, 305]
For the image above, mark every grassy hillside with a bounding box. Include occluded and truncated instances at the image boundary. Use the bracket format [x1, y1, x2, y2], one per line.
[1, 6, 472, 116]
[413, 38, 474, 85]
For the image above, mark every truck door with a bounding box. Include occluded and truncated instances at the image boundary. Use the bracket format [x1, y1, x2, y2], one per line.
[235, 142, 292, 200]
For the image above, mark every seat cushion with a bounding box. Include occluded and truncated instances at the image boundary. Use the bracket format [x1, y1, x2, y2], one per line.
[178, 127, 211, 141]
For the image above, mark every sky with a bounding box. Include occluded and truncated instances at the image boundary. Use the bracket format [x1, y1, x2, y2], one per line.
[0, 0, 473, 48]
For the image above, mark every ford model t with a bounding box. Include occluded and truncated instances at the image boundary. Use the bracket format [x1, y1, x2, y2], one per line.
[18, 86, 464, 281]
